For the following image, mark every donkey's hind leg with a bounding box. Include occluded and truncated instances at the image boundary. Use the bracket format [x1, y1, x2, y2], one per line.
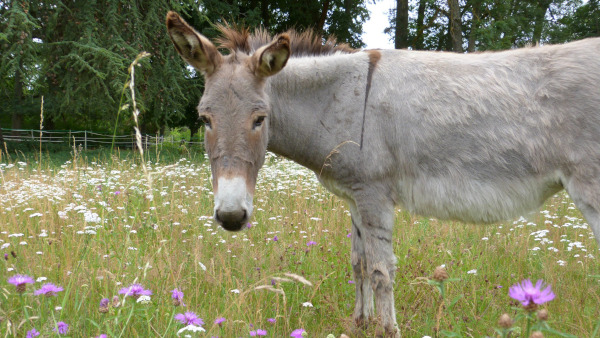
[563, 164, 600, 246]
[354, 191, 400, 337]
[348, 201, 375, 328]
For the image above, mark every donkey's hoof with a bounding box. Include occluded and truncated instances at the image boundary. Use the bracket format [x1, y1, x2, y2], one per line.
[375, 325, 401, 338]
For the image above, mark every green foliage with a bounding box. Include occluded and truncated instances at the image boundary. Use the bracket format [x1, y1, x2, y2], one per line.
[389, 0, 600, 51]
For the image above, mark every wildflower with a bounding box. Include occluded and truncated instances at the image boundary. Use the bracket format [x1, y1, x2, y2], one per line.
[175, 312, 204, 326]
[26, 328, 40, 338]
[136, 295, 151, 304]
[230, 289, 240, 294]
[53, 321, 69, 335]
[348, 280, 355, 284]
[177, 325, 206, 336]
[530, 331, 544, 338]
[291, 328, 306, 337]
[99, 298, 110, 313]
[95, 335, 108, 338]
[171, 288, 185, 306]
[119, 283, 152, 299]
[302, 301, 313, 307]
[432, 266, 449, 282]
[306, 241, 316, 246]
[273, 235, 278, 241]
[267, 318, 276, 324]
[114, 190, 121, 195]
[497, 313, 513, 328]
[250, 329, 267, 336]
[537, 308, 549, 321]
[34, 283, 63, 297]
[8, 274, 35, 293]
[509, 279, 555, 310]
[112, 295, 121, 308]
[214, 317, 226, 325]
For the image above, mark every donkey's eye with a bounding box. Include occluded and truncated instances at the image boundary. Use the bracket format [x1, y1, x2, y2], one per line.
[200, 115, 212, 129]
[253, 116, 266, 129]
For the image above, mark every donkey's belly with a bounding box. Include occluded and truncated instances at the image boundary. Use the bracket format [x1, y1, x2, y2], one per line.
[400, 173, 564, 224]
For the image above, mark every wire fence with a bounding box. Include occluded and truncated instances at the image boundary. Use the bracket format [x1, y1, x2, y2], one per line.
[1, 128, 203, 150]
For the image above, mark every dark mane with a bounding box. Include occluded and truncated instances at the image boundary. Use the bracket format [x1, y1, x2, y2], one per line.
[215, 24, 356, 57]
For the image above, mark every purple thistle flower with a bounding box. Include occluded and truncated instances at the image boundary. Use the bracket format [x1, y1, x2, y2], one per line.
[267, 318, 276, 324]
[171, 288, 185, 306]
[214, 317, 226, 325]
[26, 329, 40, 338]
[53, 321, 69, 335]
[290, 328, 306, 337]
[119, 283, 152, 299]
[99, 298, 110, 313]
[256, 329, 267, 336]
[175, 312, 204, 326]
[34, 283, 63, 297]
[95, 335, 107, 338]
[306, 241, 316, 247]
[273, 235, 278, 241]
[3, 253, 7, 260]
[8, 274, 35, 293]
[114, 190, 121, 195]
[509, 279, 555, 309]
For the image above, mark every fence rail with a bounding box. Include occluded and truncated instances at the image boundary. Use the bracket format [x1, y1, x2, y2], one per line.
[1, 128, 203, 150]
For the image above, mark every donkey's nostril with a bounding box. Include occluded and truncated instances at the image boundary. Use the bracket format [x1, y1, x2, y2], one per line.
[215, 208, 248, 231]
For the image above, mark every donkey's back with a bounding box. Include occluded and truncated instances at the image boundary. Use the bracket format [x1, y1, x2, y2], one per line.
[357, 38, 600, 228]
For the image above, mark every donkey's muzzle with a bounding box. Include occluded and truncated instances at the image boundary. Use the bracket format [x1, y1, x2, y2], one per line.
[215, 208, 248, 231]
[213, 176, 253, 232]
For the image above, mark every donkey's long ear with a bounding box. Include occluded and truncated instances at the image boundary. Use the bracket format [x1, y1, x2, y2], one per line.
[166, 11, 222, 76]
[251, 34, 291, 78]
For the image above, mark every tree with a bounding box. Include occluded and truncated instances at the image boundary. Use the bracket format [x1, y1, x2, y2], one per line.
[447, 0, 463, 51]
[395, 0, 409, 48]
[0, 0, 40, 134]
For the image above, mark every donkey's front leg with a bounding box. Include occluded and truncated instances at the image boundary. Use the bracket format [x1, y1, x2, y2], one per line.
[349, 202, 375, 328]
[356, 193, 399, 337]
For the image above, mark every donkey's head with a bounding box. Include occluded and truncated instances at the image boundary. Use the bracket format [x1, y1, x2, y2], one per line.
[166, 12, 290, 231]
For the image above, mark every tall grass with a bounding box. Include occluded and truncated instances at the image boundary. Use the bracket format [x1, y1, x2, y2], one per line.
[0, 151, 599, 337]
[1, 53, 598, 338]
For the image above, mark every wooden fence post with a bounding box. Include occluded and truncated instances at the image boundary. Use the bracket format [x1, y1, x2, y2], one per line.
[84, 130, 87, 151]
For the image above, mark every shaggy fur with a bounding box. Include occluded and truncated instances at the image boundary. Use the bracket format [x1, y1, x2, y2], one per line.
[167, 11, 600, 337]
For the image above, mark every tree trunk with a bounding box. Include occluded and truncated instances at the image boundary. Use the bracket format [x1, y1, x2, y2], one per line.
[11, 62, 24, 136]
[316, 0, 330, 34]
[448, 0, 463, 52]
[467, 0, 480, 52]
[260, 0, 270, 28]
[395, 0, 409, 49]
[414, 0, 427, 49]
[532, 0, 551, 45]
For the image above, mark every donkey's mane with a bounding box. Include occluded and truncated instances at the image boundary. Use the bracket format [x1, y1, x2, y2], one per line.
[215, 24, 356, 58]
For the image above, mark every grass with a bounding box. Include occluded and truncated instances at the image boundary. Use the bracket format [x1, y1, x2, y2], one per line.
[0, 149, 598, 337]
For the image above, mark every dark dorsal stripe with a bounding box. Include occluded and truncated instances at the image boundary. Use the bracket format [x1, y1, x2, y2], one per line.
[360, 50, 382, 150]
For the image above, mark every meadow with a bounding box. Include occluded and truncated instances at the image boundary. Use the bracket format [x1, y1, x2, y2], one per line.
[0, 149, 599, 337]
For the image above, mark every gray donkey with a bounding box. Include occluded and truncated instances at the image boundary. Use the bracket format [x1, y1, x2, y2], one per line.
[166, 11, 600, 337]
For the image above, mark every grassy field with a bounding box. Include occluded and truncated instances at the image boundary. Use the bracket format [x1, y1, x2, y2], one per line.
[0, 149, 598, 337]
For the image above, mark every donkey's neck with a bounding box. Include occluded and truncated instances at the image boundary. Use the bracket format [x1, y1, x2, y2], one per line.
[266, 52, 371, 174]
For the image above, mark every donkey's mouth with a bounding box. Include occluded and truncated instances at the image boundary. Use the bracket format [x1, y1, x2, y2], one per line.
[215, 209, 248, 232]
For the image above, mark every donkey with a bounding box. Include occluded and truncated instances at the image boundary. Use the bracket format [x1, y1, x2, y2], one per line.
[166, 11, 600, 337]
